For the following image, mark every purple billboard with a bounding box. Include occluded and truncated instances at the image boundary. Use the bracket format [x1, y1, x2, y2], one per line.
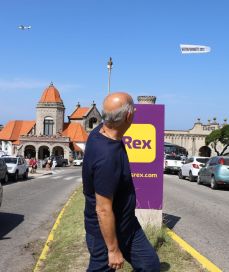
[123, 104, 164, 209]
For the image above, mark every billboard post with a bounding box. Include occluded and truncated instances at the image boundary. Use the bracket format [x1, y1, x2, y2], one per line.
[123, 97, 164, 227]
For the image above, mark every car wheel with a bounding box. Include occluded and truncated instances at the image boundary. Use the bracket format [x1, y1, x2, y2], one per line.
[14, 171, 18, 182]
[62, 163, 66, 167]
[178, 170, 184, 179]
[4, 173, 9, 183]
[197, 175, 202, 185]
[23, 171, 28, 180]
[189, 171, 195, 182]
[210, 176, 218, 190]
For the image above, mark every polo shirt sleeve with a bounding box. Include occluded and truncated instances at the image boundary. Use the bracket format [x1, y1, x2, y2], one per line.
[93, 152, 121, 197]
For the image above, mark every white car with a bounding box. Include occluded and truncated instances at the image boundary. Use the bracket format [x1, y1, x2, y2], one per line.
[178, 156, 209, 182]
[73, 158, 83, 166]
[2, 156, 29, 181]
[164, 154, 183, 174]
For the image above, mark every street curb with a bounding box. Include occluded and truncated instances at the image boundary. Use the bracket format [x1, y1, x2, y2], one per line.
[33, 189, 78, 272]
[166, 228, 222, 272]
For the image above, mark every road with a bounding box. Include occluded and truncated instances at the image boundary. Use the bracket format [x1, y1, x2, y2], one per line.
[1, 168, 228, 271]
[163, 174, 229, 271]
[0, 167, 82, 272]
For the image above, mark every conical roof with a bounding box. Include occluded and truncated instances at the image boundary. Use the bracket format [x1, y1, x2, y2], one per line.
[39, 83, 63, 103]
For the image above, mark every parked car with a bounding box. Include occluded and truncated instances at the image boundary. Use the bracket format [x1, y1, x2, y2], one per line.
[0, 150, 7, 157]
[42, 155, 68, 167]
[2, 156, 29, 181]
[0, 181, 2, 207]
[0, 157, 8, 183]
[164, 154, 183, 174]
[178, 156, 210, 182]
[197, 156, 229, 189]
[73, 158, 83, 166]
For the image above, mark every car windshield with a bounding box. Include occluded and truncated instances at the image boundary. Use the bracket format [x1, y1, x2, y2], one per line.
[196, 158, 209, 163]
[3, 157, 17, 164]
[166, 155, 181, 160]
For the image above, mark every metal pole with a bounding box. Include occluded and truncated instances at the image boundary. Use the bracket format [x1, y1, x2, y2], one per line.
[108, 67, 111, 94]
[107, 57, 113, 95]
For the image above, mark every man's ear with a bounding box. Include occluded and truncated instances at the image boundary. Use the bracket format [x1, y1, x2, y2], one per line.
[126, 111, 132, 122]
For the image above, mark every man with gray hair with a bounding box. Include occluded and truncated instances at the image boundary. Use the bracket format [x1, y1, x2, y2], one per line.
[83, 92, 160, 271]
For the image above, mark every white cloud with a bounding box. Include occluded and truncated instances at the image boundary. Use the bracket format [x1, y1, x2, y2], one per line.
[58, 83, 83, 91]
[0, 78, 46, 90]
[0, 78, 82, 91]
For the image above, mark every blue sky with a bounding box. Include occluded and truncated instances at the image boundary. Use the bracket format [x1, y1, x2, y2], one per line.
[0, 0, 228, 130]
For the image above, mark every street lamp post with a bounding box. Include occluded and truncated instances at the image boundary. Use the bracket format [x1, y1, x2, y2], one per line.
[107, 57, 113, 94]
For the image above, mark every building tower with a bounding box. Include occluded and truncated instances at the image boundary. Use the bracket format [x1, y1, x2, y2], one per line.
[36, 83, 65, 136]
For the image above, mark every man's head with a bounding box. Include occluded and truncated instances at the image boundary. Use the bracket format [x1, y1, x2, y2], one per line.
[102, 92, 134, 130]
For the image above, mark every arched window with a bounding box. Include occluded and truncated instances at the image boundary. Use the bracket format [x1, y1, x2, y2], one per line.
[43, 117, 54, 136]
[89, 117, 97, 129]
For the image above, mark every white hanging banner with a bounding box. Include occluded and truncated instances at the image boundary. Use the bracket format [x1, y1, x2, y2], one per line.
[180, 44, 211, 54]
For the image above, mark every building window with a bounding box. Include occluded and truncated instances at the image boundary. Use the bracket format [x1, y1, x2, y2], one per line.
[89, 117, 97, 129]
[44, 117, 54, 136]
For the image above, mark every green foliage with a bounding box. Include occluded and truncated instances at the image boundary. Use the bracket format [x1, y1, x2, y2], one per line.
[205, 129, 221, 146]
[205, 125, 229, 155]
[220, 125, 229, 145]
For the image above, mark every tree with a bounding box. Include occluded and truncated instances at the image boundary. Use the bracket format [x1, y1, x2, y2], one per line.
[220, 125, 229, 155]
[205, 125, 229, 155]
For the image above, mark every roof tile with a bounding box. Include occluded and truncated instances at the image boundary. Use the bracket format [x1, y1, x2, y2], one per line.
[62, 123, 88, 142]
[39, 84, 63, 103]
[0, 120, 35, 142]
[70, 107, 90, 119]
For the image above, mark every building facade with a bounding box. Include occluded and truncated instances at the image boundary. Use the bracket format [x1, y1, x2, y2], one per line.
[0, 83, 101, 161]
[165, 118, 228, 157]
[68, 101, 102, 133]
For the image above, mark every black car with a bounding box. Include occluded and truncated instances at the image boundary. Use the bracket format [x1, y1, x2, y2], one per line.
[43, 155, 68, 167]
[0, 157, 8, 183]
[0, 181, 2, 207]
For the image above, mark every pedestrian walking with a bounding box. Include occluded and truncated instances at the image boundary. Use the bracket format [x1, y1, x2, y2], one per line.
[46, 158, 52, 171]
[31, 158, 37, 173]
[82, 92, 160, 271]
[51, 158, 57, 173]
[29, 158, 37, 173]
[29, 158, 33, 173]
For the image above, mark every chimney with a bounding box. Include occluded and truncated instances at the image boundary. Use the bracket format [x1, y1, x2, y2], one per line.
[137, 96, 156, 104]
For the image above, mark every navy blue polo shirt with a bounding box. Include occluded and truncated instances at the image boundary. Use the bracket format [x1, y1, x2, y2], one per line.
[82, 124, 140, 238]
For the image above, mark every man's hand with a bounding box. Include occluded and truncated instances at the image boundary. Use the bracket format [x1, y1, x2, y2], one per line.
[95, 193, 124, 270]
[108, 249, 124, 270]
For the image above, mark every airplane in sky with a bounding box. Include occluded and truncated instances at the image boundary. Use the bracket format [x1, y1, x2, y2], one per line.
[18, 25, 31, 30]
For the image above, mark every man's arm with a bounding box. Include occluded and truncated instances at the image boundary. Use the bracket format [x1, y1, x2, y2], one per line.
[95, 193, 124, 270]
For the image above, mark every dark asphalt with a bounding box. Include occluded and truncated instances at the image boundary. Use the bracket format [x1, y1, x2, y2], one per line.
[0, 167, 82, 272]
[1, 169, 227, 271]
[163, 174, 229, 271]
